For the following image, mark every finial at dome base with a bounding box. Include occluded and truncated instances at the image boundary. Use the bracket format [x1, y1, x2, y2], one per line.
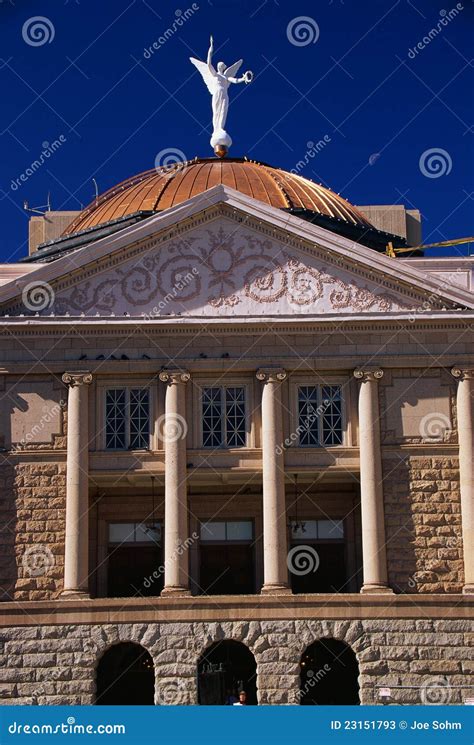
[214, 144, 228, 158]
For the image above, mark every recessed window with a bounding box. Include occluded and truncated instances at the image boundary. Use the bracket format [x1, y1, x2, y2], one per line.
[108, 522, 161, 544]
[202, 386, 246, 448]
[298, 385, 343, 447]
[200, 520, 253, 542]
[290, 519, 344, 541]
[105, 388, 150, 450]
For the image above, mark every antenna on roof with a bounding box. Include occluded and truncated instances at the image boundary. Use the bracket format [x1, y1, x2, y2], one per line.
[23, 193, 52, 215]
[92, 178, 99, 205]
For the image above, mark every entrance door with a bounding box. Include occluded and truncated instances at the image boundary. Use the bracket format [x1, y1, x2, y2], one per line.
[96, 643, 154, 705]
[198, 640, 257, 705]
[107, 522, 163, 597]
[289, 519, 347, 593]
[300, 639, 360, 705]
[199, 520, 255, 595]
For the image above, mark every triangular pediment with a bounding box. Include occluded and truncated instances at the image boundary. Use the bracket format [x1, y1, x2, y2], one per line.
[1, 186, 473, 318]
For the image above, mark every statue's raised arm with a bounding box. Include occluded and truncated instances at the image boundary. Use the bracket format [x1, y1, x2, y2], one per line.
[189, 36, 253, 157]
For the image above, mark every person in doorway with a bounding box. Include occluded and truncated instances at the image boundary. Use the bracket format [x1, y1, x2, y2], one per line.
[233, 690, 247, 705]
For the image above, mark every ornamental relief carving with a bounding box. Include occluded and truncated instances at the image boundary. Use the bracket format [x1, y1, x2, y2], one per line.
[52, 225, 415, 316]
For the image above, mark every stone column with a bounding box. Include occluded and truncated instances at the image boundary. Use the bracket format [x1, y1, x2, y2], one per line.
[451, 367, 474, 594]
[353, 368, 392, 594]
[61, 371, 93, 598]
[159, 371, 191, 596]
[256, 368, 291, 595]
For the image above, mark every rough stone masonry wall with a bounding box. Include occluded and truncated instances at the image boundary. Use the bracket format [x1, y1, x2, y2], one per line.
[0, 619, 472, 706]
[383, 455, 463, 593]
[0, 462, 66, 601]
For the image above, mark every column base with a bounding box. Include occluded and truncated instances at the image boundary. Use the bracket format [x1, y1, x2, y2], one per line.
[462, 584, 474, 595]
[60, 589, 90, 600]
[161, 586, 192, 598]
[261, 583, 292, 596]
[360, 584, 394, 594]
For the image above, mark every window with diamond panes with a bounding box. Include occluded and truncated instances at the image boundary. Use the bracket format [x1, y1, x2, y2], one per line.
[105, 388, 150, 450]
[298, 385, 343, 447]
[202, 386, 246, 448]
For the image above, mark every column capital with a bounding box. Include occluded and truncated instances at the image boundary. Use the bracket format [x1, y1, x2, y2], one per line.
[451, 367, 474, 381]
[159, 370, 191, 385]
[353, 367, 384, 382]
[256, 368, 287, 383]
[62, 371, 93, 387]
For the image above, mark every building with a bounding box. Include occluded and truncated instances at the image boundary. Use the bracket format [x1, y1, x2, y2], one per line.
[0, 158, 473, 706]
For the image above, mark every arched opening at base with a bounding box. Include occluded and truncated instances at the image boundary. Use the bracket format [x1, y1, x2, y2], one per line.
[197, 640, 257, 705]
[96, 642, 154, 705]
[300, 638, 360, 705]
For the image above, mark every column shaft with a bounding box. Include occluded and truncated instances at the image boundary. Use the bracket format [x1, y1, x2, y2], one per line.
[257, 369, 290, 594]
[61, 372, 92, 598]
[159, 371, 191, 596]
[452, 368, 474, 594]
[354, 368, 392, 594]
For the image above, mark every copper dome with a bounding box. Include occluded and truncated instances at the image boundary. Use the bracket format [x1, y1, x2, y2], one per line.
[64, 158, 373, 236]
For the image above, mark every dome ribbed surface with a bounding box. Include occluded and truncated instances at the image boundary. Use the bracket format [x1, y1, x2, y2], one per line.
[64, 158, 372, 236]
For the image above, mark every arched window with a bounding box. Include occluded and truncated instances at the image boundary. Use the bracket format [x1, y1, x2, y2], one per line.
[96, 642, 154, 705]
[299, 638, 360, 705]
[197, 640, 257, 705]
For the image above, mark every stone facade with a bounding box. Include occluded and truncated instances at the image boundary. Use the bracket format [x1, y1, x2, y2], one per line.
[0, 618, 472, 705]
[0, 191, 473, 706]
[383, 456, 463, 594]
[0, 462, 66, 602]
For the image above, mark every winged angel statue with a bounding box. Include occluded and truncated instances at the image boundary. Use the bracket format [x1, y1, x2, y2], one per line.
[190, 36, 253, 156]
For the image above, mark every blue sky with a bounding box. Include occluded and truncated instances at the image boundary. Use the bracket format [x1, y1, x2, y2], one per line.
[0, 0, 472, 261]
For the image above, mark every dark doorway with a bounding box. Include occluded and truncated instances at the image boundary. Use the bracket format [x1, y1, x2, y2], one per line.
[290, 543, 347, 593]
[199, 520, 255, 595]
[300, 639, 360, 705]
[96, 643, 154, 705]
[289, 519, 348, 593]
[197, 640, 257, 705]
[107, 523, 163, 597]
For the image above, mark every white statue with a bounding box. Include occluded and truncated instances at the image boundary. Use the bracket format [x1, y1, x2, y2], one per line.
[190, 36, 253, 156]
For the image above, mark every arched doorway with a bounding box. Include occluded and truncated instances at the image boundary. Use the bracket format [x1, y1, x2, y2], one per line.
[96, 642, 154, 705]
[197, 640, 257, 705]
[299, 639, 360, 705]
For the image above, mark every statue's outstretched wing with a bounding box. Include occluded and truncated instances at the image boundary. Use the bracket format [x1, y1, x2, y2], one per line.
[190, 57, 217, 94]
[224, 59, 243, 79]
